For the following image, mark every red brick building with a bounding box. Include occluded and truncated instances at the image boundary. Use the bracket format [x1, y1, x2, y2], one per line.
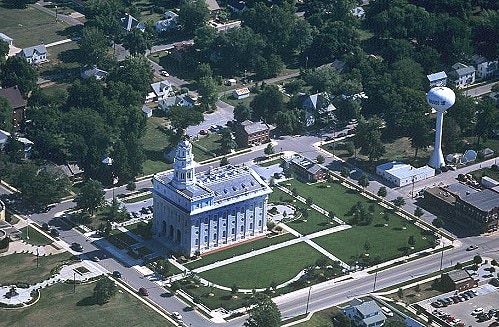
[235, 120, 272, 147]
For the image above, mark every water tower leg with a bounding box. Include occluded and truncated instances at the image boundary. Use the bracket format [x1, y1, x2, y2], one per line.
[428, 112, 445, 168]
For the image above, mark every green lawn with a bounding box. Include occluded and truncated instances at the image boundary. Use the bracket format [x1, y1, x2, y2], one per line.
[257, 158, 283, 167]
[185, 233, 296, 270]
[0, 282, 176, 327]
[126, 221, 152, 240]
[0, 3, 74, 48]
[198, 243, 327, 289]
[107, 230, 139, 249]
[140, 116, 173, 175]
[123, 193, 152, 203]
[269, 187, 335, 235]
[0, 252, 74, 286]
[471, 167, 499, 182]
[20, 226, 53, 246]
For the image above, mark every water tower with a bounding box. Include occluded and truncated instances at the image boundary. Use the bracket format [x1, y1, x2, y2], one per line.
[427, 87, 456, 168]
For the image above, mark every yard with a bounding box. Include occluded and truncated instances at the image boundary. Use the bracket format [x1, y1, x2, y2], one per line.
[0, 252, 74, 286]
[0, 3, 76, 48]
[198, 243, 328, 289]
[185, 233, 296, 270]
[20, 226, 53, 246]
[0, 282, 177, 327]
[107, 230, 139, 249]
[140, 116, 173, 175]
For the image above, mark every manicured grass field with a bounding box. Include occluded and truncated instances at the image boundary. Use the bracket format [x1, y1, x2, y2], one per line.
[20, 226, 53, 246]
[123, 193, 152, 203]
[0, 4, 72, 48]
[198, 243, 327, 289]
[185, 233, 296, 270]
[269, 187, 335, 235]
[141, 116, 173, 175]
[107, 230, 139, 249]
[313, 218, 435, 265]
[0, 282, 176, 327]
[0, 252, 73, 286]
[257, 158, 283, 167]
[126, 221, 151, 240]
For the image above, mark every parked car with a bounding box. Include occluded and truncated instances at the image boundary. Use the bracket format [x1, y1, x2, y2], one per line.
[71, 242, 83, 252]
[472, 308, 484, 315]
[466, 244, 478, 251]
[91, 256, 100, 262]
[41, 223, 50, 231]
[138, 287, 149, 296]
[112, 271, 122, 278]
[199, 129, 208, 135]
[50, 228, 60, 237]
[160, 70, 169, 76]
[172, 312, 182, 320]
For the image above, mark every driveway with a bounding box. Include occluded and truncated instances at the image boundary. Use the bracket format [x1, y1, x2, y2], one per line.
[186, 100, 234, 136]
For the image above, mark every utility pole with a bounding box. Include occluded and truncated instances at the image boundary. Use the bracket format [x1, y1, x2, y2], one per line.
[305, 286, 312, 314]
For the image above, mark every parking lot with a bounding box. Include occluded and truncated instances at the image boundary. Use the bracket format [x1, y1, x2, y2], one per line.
[420, 284, 499, 326]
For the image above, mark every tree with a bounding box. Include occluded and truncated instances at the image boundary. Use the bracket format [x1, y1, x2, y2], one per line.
[78, 27, 110, 65]
[397, 288, 403, 298]
[306, 197, 313, 205]
[108, 56, 153, 97]
[392, 197, 405, 207]
[93, 277, 117, 304]
[220, 156, 230, 166]
[408, 115, 433, 158]
[475, 99, 498, 145]
[244, 295, 281, 327]
[408, 235, 416, 247]
[473, 255, 482, 265]
[0, 40, 9, 64]
[75, 179, 105, 215]
[1, 56, 38, 96]
[197, 76, 218, 110]
[341, 166, 350, 178]
[353, 119, 385, 163]
[220, 128, 236, 154]
[358, 174, 369, 189]
[155, 259, 170, 277]
[432, 217, 444, 228]
[250, 85, 285, 123]
[234, 104, 252, 123]
[331, 313, 351, 327]
[316, 155, 325, 164]
[264, 143, 275, 156]
[377, 186, 387, 197]
[414, 207, 424, 218]
[178, 0, 209, 36]
[231, 284, 239, 297]
[168, 106, 204, 130]
[122, 28, 151, 56]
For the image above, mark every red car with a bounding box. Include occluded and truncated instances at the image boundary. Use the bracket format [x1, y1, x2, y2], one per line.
[138, 287, 149, 296]
[199, 129, 208, 135]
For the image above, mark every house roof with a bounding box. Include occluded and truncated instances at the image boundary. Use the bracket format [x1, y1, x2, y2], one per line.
[445, 270, 472, 282]
[240, 120, 270, 134]
[427, 71, 447, 81]
[120, 13, 145, 32]
[81, 66, 108, 80]
[0, 32, 13, 42]
[0, 85, 26, 109]
[376, 161, 434, 180]
[233, 87, 250, 96]
[457, 188, 499, 212]
[151, 80, 172, 97]
[20, 44, 47, 57]
[164, 10, 178, 19]
[352, 300, 385, 322]
[204, 0, 220, 11]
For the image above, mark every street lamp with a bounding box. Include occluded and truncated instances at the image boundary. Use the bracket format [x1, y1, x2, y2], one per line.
[102, 156, 117, 199]
[305, 285, 312, 314]
[55, 5, 58, 22]
[26, 217, 30, 240]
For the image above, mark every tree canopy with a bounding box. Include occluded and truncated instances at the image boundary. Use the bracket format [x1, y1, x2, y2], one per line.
[244, 295, 281, 327]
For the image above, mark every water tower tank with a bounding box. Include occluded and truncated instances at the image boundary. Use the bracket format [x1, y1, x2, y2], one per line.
[427, 87, 456, 112]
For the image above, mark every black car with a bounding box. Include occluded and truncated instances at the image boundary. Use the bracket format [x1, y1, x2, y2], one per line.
[71, 242, 83, 252]
[50, 228, 60, 237]
[112, 271, 122, 278]
[41, 223, 50, 231]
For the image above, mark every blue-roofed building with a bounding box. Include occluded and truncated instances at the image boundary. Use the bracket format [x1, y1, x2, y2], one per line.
[342, 298, 386, 327]
[152, 138, 272, 256]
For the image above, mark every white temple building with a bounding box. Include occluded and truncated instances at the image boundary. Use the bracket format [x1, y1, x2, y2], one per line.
[152, 138, 272, 256]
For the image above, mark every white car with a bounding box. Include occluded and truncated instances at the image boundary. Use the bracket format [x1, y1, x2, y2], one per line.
[471, 307, 484, 315]
[172, 311, 182, 320]
[160, 70, 169, 77]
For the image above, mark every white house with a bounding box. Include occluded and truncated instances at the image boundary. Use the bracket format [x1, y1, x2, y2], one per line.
[155, 11, 179, 33]
[232, 87, 250, 100]
[300, 92, 336, 127]
[342, 298, 386, 327]
[81, 65, 108, 80]
[152, 138, 272, 256]
[427, 71, 447, 87]
[120, 13, 145, 32]
[448, 63, 475, 88]
[471, 55, 498, 81]
[146, 80, 174, 102]
[17, 44, 47, 64]
[0, 130, 33, 159]
[376, 161, 435, 187]
[158, 95, 193, 111]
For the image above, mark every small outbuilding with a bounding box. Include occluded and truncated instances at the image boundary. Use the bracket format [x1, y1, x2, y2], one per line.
[232, 87, 250, 100]
[376, 161, 435, 187]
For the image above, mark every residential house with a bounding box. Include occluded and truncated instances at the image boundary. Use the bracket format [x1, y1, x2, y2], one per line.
[146, 80, 174, 103]
[155, 11, 179, 33]
[235, 120, 272, 147]
[158, 94, 193, 111]
[300, 92, 336, 127]
[0, 85, 26, 131]
[286, 154, 328, 183]
[441, 270, 477, 292]
[0, 130, 33, 159]
[232, 87, 250, 100]
[351, 7, 365, 18]
[448, 63, 475, 88]
[0, 33, 13, 46]
[141, 105, 153, 118]
[227, 0, 247, 12]
[471, 55, 498, 81]
[427, 71, 447, 87]
[204, 0, 220, 14]
[17, 44, 47, 64]
[342, 298, 386, 327]
[120, 13, 145, 32]
[81, 65, 108, 80]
